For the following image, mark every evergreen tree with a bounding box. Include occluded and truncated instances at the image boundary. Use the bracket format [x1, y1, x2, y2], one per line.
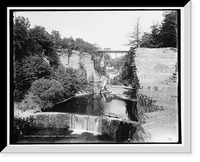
[140, 11, 177, 48]
[159, 11, 177, 47]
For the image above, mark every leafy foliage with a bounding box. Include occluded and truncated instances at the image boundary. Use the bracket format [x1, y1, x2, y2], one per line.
[13, 16, 31, 61]
[14, 16, 60, 66]
[30, 78, 65, 110]
[13, 16, 96, 102]
[93, 58, 106, 76]
[106, 48, 140, 91]
[60, 37, 98, 55]
[17, 92, 40, 112]
[140, 32, 152, 48]
[51, 30, 62, 50]
[13, 16, 61, 101]
[105, 56, 124, 71]
[110, 76, 122, 85]
[159, 11, 177, 47]
[54, 65, 88, 98]
[28, 26, 60, 68]
[119, 52, 133, 86]
[13, 117, 32, 143]
[140, 11, 177, 48]
[14, 56, 53, 101]
[118, 48, 140, 96]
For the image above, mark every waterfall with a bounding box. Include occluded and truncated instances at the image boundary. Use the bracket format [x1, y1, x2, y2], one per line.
[30, 112, 138, 140]
[69, 114, 102, 134]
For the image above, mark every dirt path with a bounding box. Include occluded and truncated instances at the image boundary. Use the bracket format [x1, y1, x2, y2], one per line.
[108, 83, 179, 143]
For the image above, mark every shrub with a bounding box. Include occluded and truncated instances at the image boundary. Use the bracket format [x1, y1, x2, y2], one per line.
[54, 66, 88, 98]
[93, 57, 106, 76]
[137, 93, 164, 113]
[13, 116, 32, 143]
[17, 92, 40, 112]
[30, 78, 65, 110]
[14, 56, 53, 101]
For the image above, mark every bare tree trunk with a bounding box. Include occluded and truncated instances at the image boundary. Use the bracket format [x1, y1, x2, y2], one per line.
[136, 17, 141, 48]
[128, 17, 142, 48]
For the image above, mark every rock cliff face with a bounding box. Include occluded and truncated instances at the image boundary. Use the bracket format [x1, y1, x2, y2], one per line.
[59, 50, 100, 82]
[135, 48, 177, 90]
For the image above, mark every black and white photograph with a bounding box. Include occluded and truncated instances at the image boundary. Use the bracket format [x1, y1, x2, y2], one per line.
[2, 2, 194, 154]
[10, 8, 181, 145]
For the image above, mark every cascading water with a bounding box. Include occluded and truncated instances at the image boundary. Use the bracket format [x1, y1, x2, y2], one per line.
[39, 93, 139, 140]
[69, 114, 102, 134]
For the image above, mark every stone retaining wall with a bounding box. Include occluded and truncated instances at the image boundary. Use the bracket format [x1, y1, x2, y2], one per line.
[28, 112, 140, 141]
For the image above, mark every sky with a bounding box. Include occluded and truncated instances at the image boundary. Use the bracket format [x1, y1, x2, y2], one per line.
[15, 10, 164, 51]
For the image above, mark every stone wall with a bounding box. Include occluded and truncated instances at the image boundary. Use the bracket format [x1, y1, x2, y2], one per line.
[28, 112, 140, 141]
[59, 50, 100, 82]
[135, 48, 177, 90]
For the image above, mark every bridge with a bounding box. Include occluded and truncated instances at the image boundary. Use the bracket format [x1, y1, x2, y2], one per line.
[97, 50, 129, 53]
[97, 50, 129, 59]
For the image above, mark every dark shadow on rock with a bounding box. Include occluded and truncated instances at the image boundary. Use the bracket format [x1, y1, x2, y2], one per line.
[123, 88, 137, 99]
[116, 121, 137, 142]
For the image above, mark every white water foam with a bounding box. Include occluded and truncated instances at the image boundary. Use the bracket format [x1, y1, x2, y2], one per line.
[69, 114, 101, 135]
[70, 129, 101, 135]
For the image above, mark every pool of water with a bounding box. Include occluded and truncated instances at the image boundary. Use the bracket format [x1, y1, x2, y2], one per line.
[15, 93, 139, 144]
[44, 93, 138, 122]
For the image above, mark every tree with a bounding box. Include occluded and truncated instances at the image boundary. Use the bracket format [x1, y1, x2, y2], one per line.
[30, 78, 65, 110]
[93, 43, 102, 50]
[51, 30, 62, 50]
[159, 11, 177, 47]
[140, 11, 177, 48]
[117, 48, 139, 92]
[119, 51, 132, 85]
[61, 37, 98, 56]
[61, 37, 75, 49]
[140, 32, 152, 48]
[14, 16, 60, 68]
[74, 38, 86, 52]
[128, 17, 142, 48]
[13, 17, 62, 101]
[54, 66, 88, 98]
[150, 22, 161, 47]
[93, 58, 106, 76]
[14, 55, 53, 101]
[13, 15, 103, 103]
[13, 16, 31, 61]
[28, 25, 60, 68]
[140, 22, 161, 48]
